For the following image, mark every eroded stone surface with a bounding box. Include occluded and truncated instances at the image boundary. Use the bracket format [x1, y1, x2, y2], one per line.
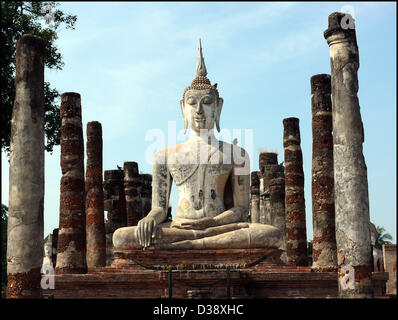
[325, 12, 372, 298]
[7, 34, 45, 298]
[56, 92, 87, 274]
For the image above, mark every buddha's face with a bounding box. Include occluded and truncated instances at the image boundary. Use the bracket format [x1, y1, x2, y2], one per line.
[181, 89, 223, 133]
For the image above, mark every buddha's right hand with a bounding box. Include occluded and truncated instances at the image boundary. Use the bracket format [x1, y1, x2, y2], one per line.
[136, 216, 157, 248]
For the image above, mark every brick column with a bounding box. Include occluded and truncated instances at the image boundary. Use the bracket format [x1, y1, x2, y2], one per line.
[140, 173, 152, 218]
[259, 152, 278, 225]
[56, 92, 86, 274]
[85, 121, 106, 268]
[324, 12, 372, 297]
[250, 171, 260, 223]
[310, 74, 337, 272]
[283, 117, 308, 266]
[104, 169, 126, 266]
[268, 161, 286, 263]
[7, 34, 45, 298]
[124, 162, 142, 226]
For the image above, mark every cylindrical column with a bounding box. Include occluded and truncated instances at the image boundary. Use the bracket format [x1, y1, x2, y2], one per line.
[324, 12, 372, 297]
[85, 121, 106, 268]
[7, 34, 45, 298]
[250, 171, 260, 223]
[141, 173, 152, 218]
[124, 162, 142, 226]
[259, 152, 278, 225]
[311, 74, 337, 272]
[104, 169, 126, 266]
[269, 162, 286, 263]
[56, 92, 86, 274]
[283, 117, 308, 266]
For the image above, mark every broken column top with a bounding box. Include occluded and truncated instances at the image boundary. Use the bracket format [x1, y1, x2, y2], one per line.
[104, 169, 124, 181]
[251, 171, 260, 185]
[324, 12, 356, 40]
[17, 34, 45, 53]
[124, 161, 139, 178]
[283, 117, 301, 143]
[259, 152, 278, 165]
[310, 74, 331, 92]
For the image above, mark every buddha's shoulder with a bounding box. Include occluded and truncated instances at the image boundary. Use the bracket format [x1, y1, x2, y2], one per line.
[153, 143, 188, 163]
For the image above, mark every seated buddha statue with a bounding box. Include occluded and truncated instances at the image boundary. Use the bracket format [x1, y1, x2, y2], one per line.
[113, 40, 281, 251]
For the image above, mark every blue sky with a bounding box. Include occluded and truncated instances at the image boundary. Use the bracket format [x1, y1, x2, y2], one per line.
[1, 2, 396, 242]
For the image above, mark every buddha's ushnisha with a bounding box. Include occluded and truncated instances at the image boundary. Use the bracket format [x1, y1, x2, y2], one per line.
[113, 40, 282, 250]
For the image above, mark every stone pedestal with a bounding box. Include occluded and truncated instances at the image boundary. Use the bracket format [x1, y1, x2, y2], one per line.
[324, 12, 372, 298]
[283, 117, 308, 266]
[56, 92, 87, 274]
[310, 74, 337, 272]
[85, 121, 106, 268]
[7, 34, 45, 298]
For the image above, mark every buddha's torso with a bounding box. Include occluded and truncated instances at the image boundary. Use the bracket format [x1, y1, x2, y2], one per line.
[165, 139, 235, 223]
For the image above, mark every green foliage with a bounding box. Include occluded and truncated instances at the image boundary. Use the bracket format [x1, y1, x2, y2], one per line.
[1, 204, 8, 297]
[1, 1, 77, 154]
[376, 226, 393, 246]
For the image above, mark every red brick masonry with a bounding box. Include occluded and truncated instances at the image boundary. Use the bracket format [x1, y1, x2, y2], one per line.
[42, 249, 389, 298]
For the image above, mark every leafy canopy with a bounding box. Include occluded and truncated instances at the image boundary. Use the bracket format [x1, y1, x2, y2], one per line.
[1, 1, 77, 154]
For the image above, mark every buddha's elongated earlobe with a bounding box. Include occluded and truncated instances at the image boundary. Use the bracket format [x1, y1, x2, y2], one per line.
[215, 98, 223, 132]
[180, 99, 188, 134]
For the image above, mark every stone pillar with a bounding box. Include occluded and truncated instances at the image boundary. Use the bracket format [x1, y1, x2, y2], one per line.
[104, 169, 126, 266]
[85, 121, 106, 268]
[268, 162, 286, 263]
[283, 117, 308, 266]
[250, 171, 260, 223]
[310, 74, 337, 272]
[259, 152, 278, 225]
[7, 34, 45, 298]
[324, 12, 373, 297]
[140, 174, 152, 218]
[56, 92, 86, 274]
[124, 162, 142, 226]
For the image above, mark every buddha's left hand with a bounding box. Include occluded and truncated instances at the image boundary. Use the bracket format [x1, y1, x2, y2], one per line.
[178, 217, 216, 230]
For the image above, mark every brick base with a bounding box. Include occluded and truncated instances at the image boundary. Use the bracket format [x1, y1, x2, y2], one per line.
[42, 249, 389, 299]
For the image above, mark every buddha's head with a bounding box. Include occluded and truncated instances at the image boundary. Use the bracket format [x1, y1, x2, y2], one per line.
[180, 40, 224, 134]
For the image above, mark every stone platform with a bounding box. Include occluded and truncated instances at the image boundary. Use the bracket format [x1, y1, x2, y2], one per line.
[42, 249, 389, 299]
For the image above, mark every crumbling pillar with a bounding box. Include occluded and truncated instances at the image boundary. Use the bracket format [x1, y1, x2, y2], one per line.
[324, 12, 373, 297]
[259, 152, 278, 225]
[56, 92, 86, 274]
[310, 74, 337, 272]
[85, 121, 106, 268]
[7, 34, 45, 298]
[140, 173, 152, 218]
[283, 117, 308, 266]
[104, 169, 126, 266]
[250, 171, 260, 223]
[268, 161, 286, 263]
[124, 162, 142, 226]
